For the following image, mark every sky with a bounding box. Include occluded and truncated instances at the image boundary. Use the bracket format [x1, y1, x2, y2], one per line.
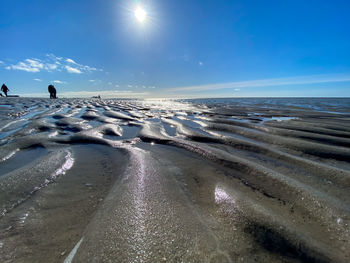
[0, 0, 350, 98]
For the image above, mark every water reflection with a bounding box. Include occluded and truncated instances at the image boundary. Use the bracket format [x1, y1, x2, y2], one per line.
[215, 184, 235, 205]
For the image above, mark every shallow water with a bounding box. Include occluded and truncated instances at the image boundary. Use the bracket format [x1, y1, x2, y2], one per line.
[0, 97, 349, 262]
[0, 147, 49, 177]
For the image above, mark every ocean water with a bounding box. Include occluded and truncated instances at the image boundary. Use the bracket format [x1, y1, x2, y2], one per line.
[185, 97, 350, 114]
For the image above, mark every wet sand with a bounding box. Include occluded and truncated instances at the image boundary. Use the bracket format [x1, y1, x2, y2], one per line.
[0, 97, 349, 262]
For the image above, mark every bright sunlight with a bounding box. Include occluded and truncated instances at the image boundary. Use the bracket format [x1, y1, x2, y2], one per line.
[134, 6, 147, 23]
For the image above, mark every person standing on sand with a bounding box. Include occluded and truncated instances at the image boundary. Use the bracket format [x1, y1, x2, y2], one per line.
[1, 84, 9, 97]
[48, 84, 57, 99]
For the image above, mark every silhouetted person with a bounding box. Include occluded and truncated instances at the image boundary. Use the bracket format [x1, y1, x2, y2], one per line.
[48, 84, 57, 99]
[1, 84, 9, 97]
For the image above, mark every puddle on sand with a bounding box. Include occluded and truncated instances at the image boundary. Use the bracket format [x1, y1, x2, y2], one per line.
[0, 126, 24, 140]
[87, 120, 102, 128]
[0, 147, 49, 177]
[103, 125, 141, 141]
[21, 109, 47, 120]
[162, 122, 177, 136]
[0, 105, 13, 108]
[264, 116, 297, 122]
[228, 116, 253, 123]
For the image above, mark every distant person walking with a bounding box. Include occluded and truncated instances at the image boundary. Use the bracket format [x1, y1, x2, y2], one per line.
[48, 84, 57, 99]
[1, 84, 9, 97]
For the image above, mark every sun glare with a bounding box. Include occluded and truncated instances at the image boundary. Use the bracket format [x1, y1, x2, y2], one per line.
[134, 6, 147, 23]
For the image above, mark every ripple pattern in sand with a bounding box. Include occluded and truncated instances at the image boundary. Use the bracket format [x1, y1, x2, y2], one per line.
[0, 97, 349, 262]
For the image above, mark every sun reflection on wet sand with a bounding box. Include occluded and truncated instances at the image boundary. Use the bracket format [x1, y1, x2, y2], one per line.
[215, 184, 235, 205]
[129, 148, 149, 260]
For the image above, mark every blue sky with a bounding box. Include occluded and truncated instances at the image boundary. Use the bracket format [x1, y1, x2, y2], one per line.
[0, 0, 349, 98]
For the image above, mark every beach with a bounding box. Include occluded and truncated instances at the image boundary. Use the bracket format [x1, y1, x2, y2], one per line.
[0, 97, 349, 262]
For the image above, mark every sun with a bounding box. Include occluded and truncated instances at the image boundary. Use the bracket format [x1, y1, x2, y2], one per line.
[134, 6, 147, 23]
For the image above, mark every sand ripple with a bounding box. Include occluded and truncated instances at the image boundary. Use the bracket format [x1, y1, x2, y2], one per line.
[0, 97, 349, 262]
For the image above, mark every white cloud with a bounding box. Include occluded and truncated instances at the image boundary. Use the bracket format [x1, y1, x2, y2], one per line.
[199, 61, 203, 66]
[65, 65, 82, 74]
[47, 54, 63, 61]
[6, 58, 46, 72]
[46, 64, 58, 71]
[52, 80, 67, 84]
[34, 78, 42, 82]
[0, 61, 4, 64]
[89, 79, 97, 82]
[66, 58, 77, 64]
[234, 88, 240, 91]
[128, 85, 133, 88]
[84, 65, 100, 72]
[115, 84, 119, 88]
[25, 59, 44, 69]
[167, 74, 350, 93]
[108, 82, 112, 85]
[6, 54, 101, 74]
[13, 63, 40, 72]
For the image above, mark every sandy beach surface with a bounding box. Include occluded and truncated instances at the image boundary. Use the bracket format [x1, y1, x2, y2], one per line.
[0, 97, 349, 263]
